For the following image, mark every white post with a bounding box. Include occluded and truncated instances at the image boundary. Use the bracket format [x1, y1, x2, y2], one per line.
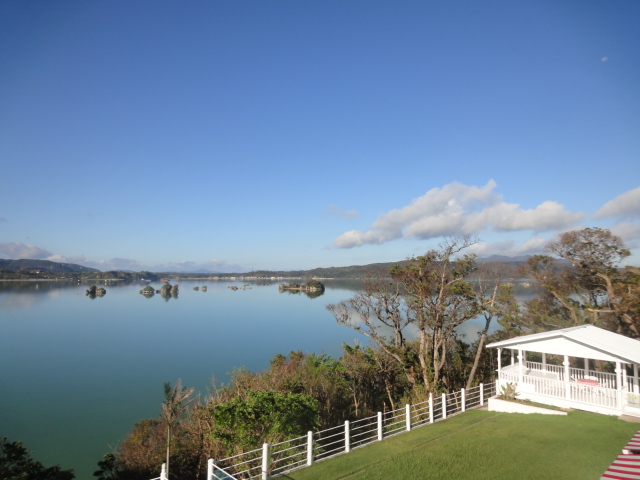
[442, 393, 447, 419]
[377, 412, 383, 441]
[405, 404, 411, 431]
[429, 393, 434, 424]
[161, 463, 167, 480]
[616, 362, 623, 409]
[262, 443, 269, 480]
[307, 431, 313, 466]
[584, 358, 589, 378]
[207, 459, 214, 480]
[564, 356, 570, 399]
[344, 420, 350, 452]
[497, 348, 502, 371]
[634, 364, 639, 394]
[518, 349, 524, 385]
[461, 388, 466, 412]
[542, 352, 547, 372]
[511, 349, 514, 366]
[480, 383, 484, 406]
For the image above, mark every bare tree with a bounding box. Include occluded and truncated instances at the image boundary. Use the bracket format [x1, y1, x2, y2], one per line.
[390, 235, 480, 391]
[162, 379, 194, 480]
[328, 235, 481, 392]
[327, 276, 416, 385]
[465, 262, 513, 389]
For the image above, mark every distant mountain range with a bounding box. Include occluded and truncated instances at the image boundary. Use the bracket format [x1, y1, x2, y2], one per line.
[0, 259, 99, 273]
[0, 255, 536, 278]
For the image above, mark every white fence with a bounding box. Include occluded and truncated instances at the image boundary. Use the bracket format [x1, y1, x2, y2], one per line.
[194, 383, 495, 480]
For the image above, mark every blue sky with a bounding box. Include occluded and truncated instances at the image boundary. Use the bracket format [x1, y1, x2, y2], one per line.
[1, 1, 639, 272]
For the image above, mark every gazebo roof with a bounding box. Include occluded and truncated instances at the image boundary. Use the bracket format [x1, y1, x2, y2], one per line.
[486, 325, 640, 365]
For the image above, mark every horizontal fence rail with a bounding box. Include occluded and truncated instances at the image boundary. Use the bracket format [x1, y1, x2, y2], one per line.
[196, 383, 495, 480]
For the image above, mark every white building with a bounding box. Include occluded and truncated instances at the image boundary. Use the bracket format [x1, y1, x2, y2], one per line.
[486, 325, 640, 417]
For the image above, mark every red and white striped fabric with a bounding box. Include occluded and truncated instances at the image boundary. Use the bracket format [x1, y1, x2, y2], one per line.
[601, 454, 640, 479]
[622, 432, 640, 455]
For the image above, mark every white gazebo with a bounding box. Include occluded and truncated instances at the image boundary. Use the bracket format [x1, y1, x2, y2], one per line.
[486, 325, 640, 417]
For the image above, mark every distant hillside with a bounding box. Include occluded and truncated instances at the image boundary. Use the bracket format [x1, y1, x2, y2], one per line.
[241, 261, 410, 279]
[186, 256, 531, 279]
[0, 259, 100, 274]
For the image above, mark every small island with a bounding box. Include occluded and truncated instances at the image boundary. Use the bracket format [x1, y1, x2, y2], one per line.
[279, 279, 325, 293]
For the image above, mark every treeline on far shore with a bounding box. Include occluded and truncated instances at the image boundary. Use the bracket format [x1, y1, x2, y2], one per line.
[0, 259, 525, 282]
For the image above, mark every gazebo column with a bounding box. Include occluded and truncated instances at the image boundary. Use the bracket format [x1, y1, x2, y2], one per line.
[511, 350, 514, 367]
[497, 348, 502, 388]
[584, 358, 589, 378]
[564, 355, 570, 399]
[634, 364, 639, 394]
[616, 362, 623, 409]
[542, 353, 547, 372]
[518, 349, 524, 385]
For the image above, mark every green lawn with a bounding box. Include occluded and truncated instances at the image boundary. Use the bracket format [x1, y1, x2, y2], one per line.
[283, 410, 638, 480]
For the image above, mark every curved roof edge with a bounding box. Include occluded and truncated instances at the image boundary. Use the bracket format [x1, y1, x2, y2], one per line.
[486, 325, 640, 365]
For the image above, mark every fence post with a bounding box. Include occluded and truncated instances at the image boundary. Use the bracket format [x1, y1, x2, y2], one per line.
[405, 404, 411, 431]
[480, 383, 484, 406]
[160, 463, 167, 480]
[262, 443, 269, 480]
[429, 393, 434, 424]
[345, 420, 350, 453]
[306, 431, 313, 466]
[461, 388, 466, 412]
[442, 393, 447, 419]
[377, 412, 383, 441]
[207, 459, 214, 480]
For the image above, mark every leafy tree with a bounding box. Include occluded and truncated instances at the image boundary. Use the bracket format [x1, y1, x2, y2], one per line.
[520, 227, 638, 338]
[210, 390, 319, 452]
[93, 453, 119, 480]
[0, 437, 75, 480]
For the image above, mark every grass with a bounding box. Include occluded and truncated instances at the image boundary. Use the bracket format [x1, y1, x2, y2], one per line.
[281, 410, 638, 480]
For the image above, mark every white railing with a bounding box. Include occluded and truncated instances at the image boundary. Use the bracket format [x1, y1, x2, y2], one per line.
[523, 360, 620, 389]
[499, 363, 621, 410]
[204, 383, 495, 479]
[569, 367, 617, 389]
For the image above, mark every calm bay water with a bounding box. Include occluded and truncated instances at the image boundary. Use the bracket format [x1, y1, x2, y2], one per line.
[0, 278, 522, 479]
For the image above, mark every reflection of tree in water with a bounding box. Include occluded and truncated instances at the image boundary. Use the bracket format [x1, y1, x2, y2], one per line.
[85, 285, 106, 299]
[304, 290, 324, 299]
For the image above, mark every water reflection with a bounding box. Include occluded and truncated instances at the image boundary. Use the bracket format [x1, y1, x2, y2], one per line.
[0, 277, 537, 478]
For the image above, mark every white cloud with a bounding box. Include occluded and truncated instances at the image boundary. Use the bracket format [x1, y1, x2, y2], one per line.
[325, 204, 359, 220]
[469, 237, 548, 258]
[593, 186, 640, 219]
[333, 181, 583, 248]
[610, 221, 640, 249]
[0, 242, 53, 259]
[83, 257, 143, 271]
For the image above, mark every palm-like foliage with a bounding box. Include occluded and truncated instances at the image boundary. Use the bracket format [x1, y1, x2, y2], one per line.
[161, 379, 194, 480]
